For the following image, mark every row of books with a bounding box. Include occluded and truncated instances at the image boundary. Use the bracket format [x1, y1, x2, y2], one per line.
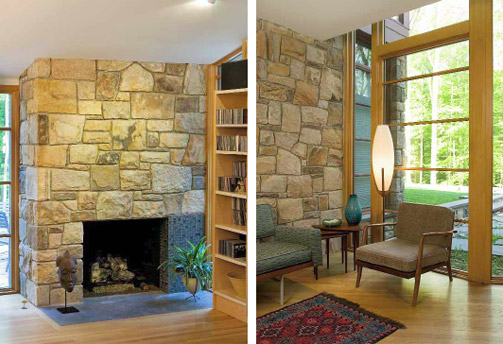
[216, 109, 248, 125]
[233, 161, 246, 178]
[216, 135, 247, 152]
[232, 199, 247, 226]
[218, 239, 246, 259]
[218, 177, 247, 192]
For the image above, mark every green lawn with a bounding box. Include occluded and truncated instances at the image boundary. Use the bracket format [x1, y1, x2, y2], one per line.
[404, 188, 467, 205]
[451, 249, 503, 275]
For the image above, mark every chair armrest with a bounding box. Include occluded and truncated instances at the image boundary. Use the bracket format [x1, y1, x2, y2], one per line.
[275, 226, 322, 267]
[361, 223, 397, 246]
[416, 230, 457, 272]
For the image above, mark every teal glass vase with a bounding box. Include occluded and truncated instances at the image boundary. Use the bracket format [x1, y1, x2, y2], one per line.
[345, 194, 362, 226]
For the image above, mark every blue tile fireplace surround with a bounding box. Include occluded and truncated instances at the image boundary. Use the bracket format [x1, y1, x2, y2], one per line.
[161, 213, 205, 293]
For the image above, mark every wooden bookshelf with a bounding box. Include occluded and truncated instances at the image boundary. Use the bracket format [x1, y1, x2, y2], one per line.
[207, 42, 247, 323]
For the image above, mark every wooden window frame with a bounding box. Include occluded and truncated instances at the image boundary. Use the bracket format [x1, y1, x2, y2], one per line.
[0, 85, 20, 295]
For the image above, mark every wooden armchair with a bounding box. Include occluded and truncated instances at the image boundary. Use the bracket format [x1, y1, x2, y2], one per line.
[355, 202, 457, 306]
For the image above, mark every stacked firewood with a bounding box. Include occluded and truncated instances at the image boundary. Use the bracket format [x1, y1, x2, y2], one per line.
[90, 255, 135, 285]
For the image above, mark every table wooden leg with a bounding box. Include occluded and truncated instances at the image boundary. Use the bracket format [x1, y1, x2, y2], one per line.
[341, 237, 344, 263]
[353, 232, 360, 271]
[326, 238, 330, 269]
[343, 235, 348, 273]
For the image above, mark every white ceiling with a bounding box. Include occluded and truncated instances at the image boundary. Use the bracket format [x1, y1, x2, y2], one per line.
[0, 0, 247, 83]
[257, 0, 440, 41]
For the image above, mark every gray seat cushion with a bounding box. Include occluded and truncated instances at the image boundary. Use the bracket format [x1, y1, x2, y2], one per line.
[356, 238, 449, 272]
[257, 204, 276, 239]
[257, 241, 312, 275]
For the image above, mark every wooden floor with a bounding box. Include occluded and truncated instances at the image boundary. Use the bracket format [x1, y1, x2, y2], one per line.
[257, 253, 503, 343]
[0, 294, 247, 344]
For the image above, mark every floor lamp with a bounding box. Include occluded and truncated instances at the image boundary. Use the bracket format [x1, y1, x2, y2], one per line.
[371, 125, 395, 223]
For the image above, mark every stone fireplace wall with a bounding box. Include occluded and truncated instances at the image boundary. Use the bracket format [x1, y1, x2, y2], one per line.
[18, 58, 207, 306]
[256, 19, 344, 228]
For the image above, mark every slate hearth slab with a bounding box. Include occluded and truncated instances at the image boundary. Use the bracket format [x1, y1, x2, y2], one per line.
[39, 291, 212, 326]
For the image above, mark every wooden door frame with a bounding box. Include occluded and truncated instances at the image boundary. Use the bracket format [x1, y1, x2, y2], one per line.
[0, 85, 20, 295]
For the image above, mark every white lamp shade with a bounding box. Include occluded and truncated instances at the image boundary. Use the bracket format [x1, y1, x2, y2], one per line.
[372, 125, 395, 194]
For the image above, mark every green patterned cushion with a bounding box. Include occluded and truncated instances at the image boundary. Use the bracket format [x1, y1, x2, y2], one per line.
[257, 241, 312, 275]
[257, 204, 276, 239]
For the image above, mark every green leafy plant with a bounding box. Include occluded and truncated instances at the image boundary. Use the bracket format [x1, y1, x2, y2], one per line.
[158, 237, 212, 298]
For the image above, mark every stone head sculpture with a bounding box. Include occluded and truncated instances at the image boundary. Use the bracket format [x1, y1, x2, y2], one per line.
[56, 250, 78, 293]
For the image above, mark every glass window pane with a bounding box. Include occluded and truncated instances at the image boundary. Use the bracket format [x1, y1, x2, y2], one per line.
[386, 71, 469, 123]
[494, 0, 503, 276]
[0, 185, 10, 236]
[355, 69, 371, 98]
[385, 0, 469, 44]
[0, 237, 11, 289]
[390, 122, 469, 169]
[355, 43, 371, 67]
[0, 131, 11, 182]
[0, 94, 11, 128]
[385, 41, 469, 82]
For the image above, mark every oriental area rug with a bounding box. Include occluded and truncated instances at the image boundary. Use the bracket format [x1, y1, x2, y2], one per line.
[257, 293, 405, 344]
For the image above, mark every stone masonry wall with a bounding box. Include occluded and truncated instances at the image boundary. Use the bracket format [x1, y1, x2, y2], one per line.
[256, 19, 345, 231]
[18, 58, 207, 306]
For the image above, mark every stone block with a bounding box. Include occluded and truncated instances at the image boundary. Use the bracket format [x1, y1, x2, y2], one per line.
[51, 169, 90, 191]
[320, 67, 343, 101]
[301, 106, 328, 124]
[152, 164, 191, 193]
[174, 113, 205, 134]
[96, 191, 134, 219]
[111, 120, 146, 150]
[300, 127, 321, 145]
[257, 156, 276, 175]
[25, 167, 50, 201]
[84, 120, 111, 132]
[166, 63, 187, 76]
[261, 175, 287, 193]
[97, 60, 133, 71]
[119, 63, 154, 92]
[307, 146, 328, 166]
[281, 103, 301, 132]
[131, 93, 175, 119]
[259, 83, 292, 102]
[120, 170, 151, 190]
[275, 132, 299, 151]
[291, 142, 307, 158]
[78, 81, 96, 100]
[97, 151, 120, 165]
[78, 100, 102, 115]
[183, 64, 206, 95]
[159, 132, 189, 148]
[327, 102, 342, 126]
[140, 62, 165, 73]
[306, 45, 327, 65]
[140, 151, 169, 163]
[96, 71, 119, 100]
[120, 152, 140, 169]
[329, 190, 343, 209]
[27, 58, 51, 79]
[147, 132, 159, 147]
[103, 101, 130, 119]
[324, 167, 343, 191]
[132, 201, 166, 218]
[154, 74, 183, 93]
[164, 193, 184, 215]
[305, 66, 321, 85]
[50, 285, 83, 306]
[277, 198, 303, 224]
[293, 81, 319, 106]
[91, 165, 120, 191]
[277, 149, 301, 175]
[31, 79, 77, 114]
[51, 59, 96, 80]
[181, 190, 205, 214]
[287, 175, 313, 197]
[34, 145, 67, 168]
[83, 131, 111, 144]
[322, 128, 343, 148]
[62, 222, 83, 244]
[78, 192, 98, 210]
[147, 119, 173, 132]
[268, 62, 289, 76]
[281, 37, 306, 61]
[290, 59, 305, 80]
[48, 115, 85, 144]
[35, 202, 71, 225]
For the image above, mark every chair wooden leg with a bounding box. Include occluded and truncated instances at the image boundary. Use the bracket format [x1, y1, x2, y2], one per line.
[341, 237, 344, 263]
[447, 261, 453, 282]
[343, 236, 348, 273]
[326, 238, 330, 269]
[355, 265, 362, 288]
[412, 272, 422, 307]
[280, 275, 284, 305]
[314, 266, 318, 280]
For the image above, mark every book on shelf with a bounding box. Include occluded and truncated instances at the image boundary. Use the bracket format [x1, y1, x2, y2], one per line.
[218, 177, 247, 192]
[233, 161, 246, 178]
[218, 239, 246, 259]
[216, 135, 248, 152]
[232, 199, 247, 226]
[216, 109, 248, 125]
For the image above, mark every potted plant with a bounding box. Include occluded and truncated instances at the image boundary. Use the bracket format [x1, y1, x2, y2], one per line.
[159, 237, 212, 300]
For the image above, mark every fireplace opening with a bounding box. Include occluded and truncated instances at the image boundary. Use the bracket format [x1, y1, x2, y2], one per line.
[83, 219, 165, 297]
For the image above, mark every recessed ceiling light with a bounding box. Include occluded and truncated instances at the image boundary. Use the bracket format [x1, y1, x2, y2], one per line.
[207, 0, 216, 3]
[195, 0, 215, 5]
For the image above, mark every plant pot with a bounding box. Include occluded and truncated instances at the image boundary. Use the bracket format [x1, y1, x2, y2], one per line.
[227, 272, 246, 299]
[182, 278, 200, 295]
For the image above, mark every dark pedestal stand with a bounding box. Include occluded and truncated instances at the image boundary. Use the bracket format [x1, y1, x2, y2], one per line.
[56, 290, 79, 314]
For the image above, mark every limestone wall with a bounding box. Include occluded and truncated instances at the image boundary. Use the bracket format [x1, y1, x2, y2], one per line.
[256, 19, 344, 227]
[18, 58, 207, 306]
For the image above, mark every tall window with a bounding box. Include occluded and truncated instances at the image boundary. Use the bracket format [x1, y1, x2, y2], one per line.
[0, 87, 18, 293]
[353, 31, 372, 214]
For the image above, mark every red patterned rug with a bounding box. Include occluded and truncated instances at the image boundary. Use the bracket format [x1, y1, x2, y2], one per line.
[257, 293, 405, 344]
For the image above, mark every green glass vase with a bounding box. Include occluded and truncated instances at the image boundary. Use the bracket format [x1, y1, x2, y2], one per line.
[345, 194, 362, 225]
